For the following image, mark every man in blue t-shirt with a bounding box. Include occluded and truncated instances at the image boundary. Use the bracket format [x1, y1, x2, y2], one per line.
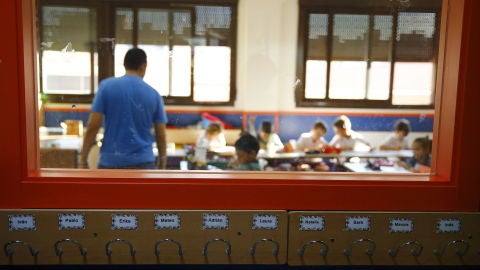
[79, 48, 168, 169]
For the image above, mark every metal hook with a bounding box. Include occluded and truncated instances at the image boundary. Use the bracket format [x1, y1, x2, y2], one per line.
[4, 240, 39, 257]
[433, 240, 470, 258]
[154, 239, 184, 256]
[388, 241, 423, 258]
[202, 238, 231, 256]
[248, 238, 280, 256]
[343, 238, 376, 257]
[4, 240, 39, 263]
[54, 239, 88, 257]
[297, 240, 329, 257]
[105, 238, 136, 257]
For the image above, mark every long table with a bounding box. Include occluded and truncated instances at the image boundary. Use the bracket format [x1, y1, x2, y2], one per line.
[257, 150, 413, 160]
[343, 162, 412, 173]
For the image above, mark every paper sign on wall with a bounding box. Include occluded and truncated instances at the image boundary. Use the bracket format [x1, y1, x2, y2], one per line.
[202, 213, 229, 230]
[112, 214, 138, 230]
[436, 218, 461, 233]
[8, 215, 36, 231]
[389, 218, 414, 233]
[299, 216, 325, 231]
[58, 213, 85, 230]
[252, 214, 278, 230]
[345, 216, 371, 231]
[155, 214, 181, 230]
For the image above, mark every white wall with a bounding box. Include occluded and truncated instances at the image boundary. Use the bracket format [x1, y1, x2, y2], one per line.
[236, 0, 299, 111]
[49, 0, 434, 116]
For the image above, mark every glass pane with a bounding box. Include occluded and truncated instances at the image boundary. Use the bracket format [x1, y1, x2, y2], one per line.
[193, 46, 231, 102]
[171, 46, 192, 97]
[138, 9, 170, 96]
[41, 6, 97, 95]
[305, 14, 328, 99]
[195, 6, 233, 46]
[367, 61, 391, 100]
[393, 12, 437, 105]
[396, 12, 437, 61]
[329, 61, 368, 99]
[114, 9, 134, 78]
[305, 60, 327, 99]
[329, 14, 369, 99]
[392, 62, 434, 105]
[367, 15, 393, 100]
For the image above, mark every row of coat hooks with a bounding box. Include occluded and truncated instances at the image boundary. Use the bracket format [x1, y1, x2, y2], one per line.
[3, 237, 474, 265]
[3, 238, 280, 265]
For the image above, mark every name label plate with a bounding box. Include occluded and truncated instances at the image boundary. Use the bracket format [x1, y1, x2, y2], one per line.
[58, 213, 85, 230]
[155, 214, 181, 230]
[299, 216, 325, 231]
[252, 214, 278, 230]
[8, 215, 36, 231]
[112, 214, 138, 230]
[345, 216, 371, 231]
[436, 218, 461, 233]
[202, 213, 229, 230]
[389, 218, 414, 233]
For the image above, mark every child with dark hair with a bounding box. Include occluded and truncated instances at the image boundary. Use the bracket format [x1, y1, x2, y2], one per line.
[229, 134, 261, 171]
[398, 136, 432, 173]
[380, 119, 411, 150]
[296, 121, 328, 152]
[248, 117, 283, 153]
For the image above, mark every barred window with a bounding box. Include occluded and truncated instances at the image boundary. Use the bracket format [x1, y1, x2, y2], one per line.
[296, 0, 442, 108]
[38, 0, 237, 105]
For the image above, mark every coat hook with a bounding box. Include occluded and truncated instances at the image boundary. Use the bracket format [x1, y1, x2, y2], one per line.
[248, 238, 280, 256]
[343, 238, 376, 257]
[297, 240, 329, 257]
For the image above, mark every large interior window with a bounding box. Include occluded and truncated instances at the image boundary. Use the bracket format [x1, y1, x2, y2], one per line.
[37, 0, 446, 177]
[38, 0, 237, 105]
[297, 0, 441, 108]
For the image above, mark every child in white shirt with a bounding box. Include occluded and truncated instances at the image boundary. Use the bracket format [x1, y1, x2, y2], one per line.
[296, 121, 328, 152]
[196, 122, 226, 151]
[329, 115, 371, 151]
[380, 119, 410, 150]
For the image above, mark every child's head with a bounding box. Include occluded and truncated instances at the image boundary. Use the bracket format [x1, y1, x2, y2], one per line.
[260, 121, 273, 134]
[312, 121, 327, 139]
[412, 136, 432, 161]
[205, 122, 222, 140]
[333, 115, 351, 137]
[394, 119, 410, 139]
[234, 134, 260, 165]
[259, 121, 273, 141]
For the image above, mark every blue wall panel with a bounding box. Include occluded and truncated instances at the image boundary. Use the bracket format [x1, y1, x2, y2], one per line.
[44, 111, 434, 142]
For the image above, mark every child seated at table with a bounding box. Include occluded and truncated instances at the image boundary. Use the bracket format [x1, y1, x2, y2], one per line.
[229, 134, 261, 171]
[329, 115, 372, 151]
[248, 117, 283, 153]
[296, 121, 328, 152]
[196, 122, 226, 151]
[398, 136, 432, 173]
[380, 119, 410, 150]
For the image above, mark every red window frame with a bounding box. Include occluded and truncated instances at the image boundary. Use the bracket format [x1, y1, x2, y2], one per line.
[0, 0, 479, 211]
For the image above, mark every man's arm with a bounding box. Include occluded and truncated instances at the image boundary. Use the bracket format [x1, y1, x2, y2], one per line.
[154, 123, 167, 169]
[79, 112, 103, 168]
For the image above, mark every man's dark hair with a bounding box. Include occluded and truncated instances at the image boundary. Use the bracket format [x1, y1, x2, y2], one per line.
[261, 121, 273, 134]
[313, 121, 327, 132]
[394, 119, 411, 136]
[235, 134, 260, 154]
[124, 48, 147, 70]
